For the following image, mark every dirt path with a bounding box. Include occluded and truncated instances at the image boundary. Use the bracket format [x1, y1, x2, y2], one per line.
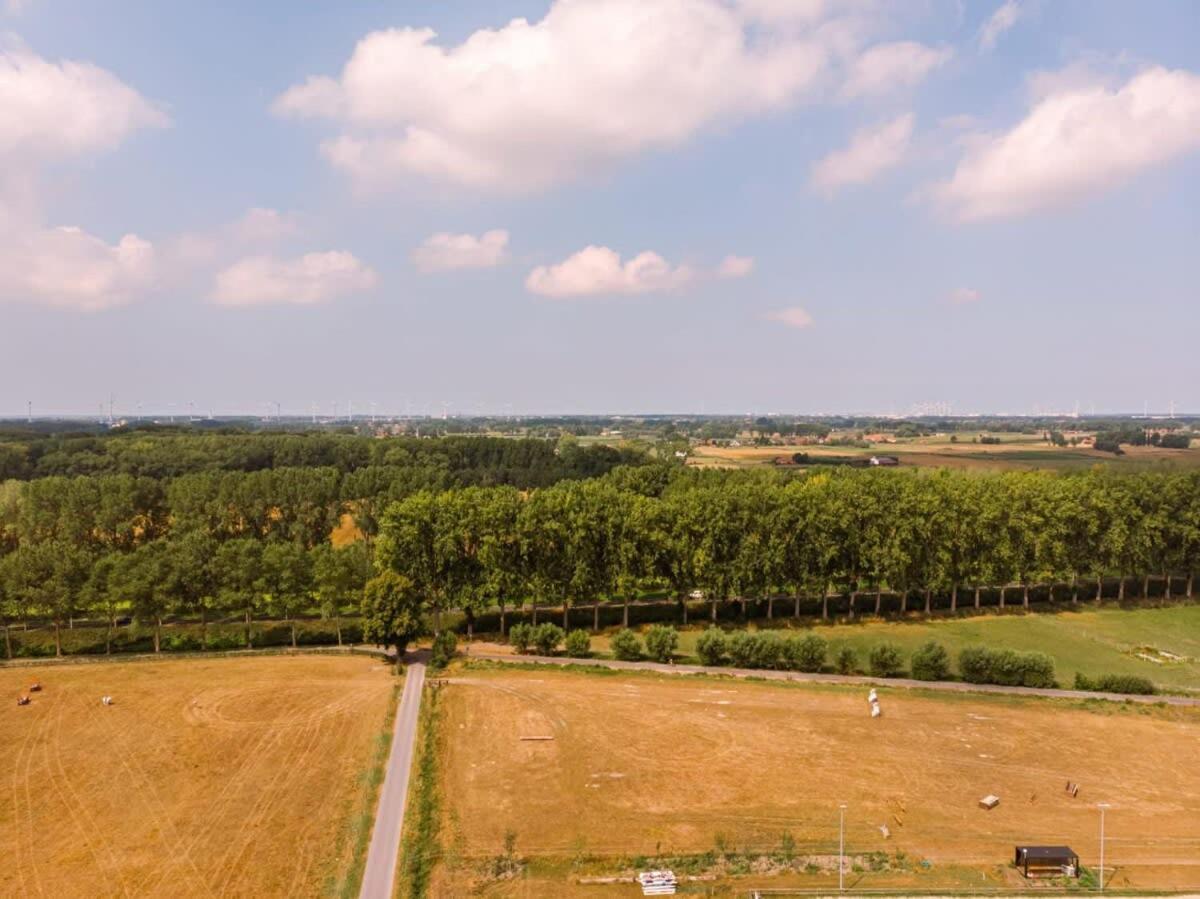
[359, 657, 426, 899]
[466, 650, 1200, 706]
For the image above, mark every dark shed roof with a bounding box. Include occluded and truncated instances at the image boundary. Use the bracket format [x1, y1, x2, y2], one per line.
[1015, 845, 1078, 860]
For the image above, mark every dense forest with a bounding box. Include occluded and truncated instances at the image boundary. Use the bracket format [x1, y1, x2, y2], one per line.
[1, 427, 1198, 658]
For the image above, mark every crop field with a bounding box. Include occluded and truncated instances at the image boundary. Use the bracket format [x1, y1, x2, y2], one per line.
[689, 440, 1200, 472]
[432, 667, 1200, 895]
[586, 604, 1200, 692]
[0, 655, 394, 898]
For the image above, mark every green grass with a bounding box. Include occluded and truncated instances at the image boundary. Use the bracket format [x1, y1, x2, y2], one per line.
[589, 604, 1200, 691]
[397, 682, 444, 899]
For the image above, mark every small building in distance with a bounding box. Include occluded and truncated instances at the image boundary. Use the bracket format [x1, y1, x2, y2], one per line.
[1014, 845, 1079, 879]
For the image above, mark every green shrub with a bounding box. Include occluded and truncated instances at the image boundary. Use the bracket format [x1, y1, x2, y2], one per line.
[834, 646, 857, 675]
[644, 624, 679, 662]
[610, 628, 641, 661]
[508, 622, 533, 654]
[784, 633, 827, 673]
[695, 628, 727, 666]
[753, 632, 785, 669]
[430, 630, 457, 668]
[532, 622, 564, 655]
[910, 641, 950, 681]
[958, 646, 992, 683]
[868, 642, 905, 678]
[564, 629, 591, 658]
[1073, 671, 1094, 690]
[1092, 673, 1156, 695]
[727, 631, 757, 668]
[957, 646, 1055, 688]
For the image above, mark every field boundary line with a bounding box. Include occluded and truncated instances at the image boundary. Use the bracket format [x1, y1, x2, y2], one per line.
[465, 652, 1200, 706]
[0, 645, 391, 670]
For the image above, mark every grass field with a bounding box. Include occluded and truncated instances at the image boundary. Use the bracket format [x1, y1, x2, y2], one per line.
[432, 666, 1200, 895]
[0, 655, 395, 898]
[689, 439, 1200, 472]
[582, 604, 1200, 692]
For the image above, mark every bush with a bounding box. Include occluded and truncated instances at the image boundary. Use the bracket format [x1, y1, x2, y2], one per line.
[1092, 673, 1157, 695]
[868, 642, 905, 678]
[784, 633, 827, 673]
[644, 625, 679, 662]
[695, 628, 727, 666]
[910, 640, 950, 681]
[564, 629, 591, 658]
[430, 630, 457, 668]
[727, 630, 757, 668]
[957, 646, 1055, 688]
[1073, 671, 1094, 690]
[508, 622, 533, 654]
[610, 628, 642, 661]
[532, 622, 564, 655]
[834, 646, 857, 675]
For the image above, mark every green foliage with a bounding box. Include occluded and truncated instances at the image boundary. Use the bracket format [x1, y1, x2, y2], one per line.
[564, 629, 591, 658]
[531, 622, 565, 655]
[834, 645, 858, 675]
[399, 684, 442, 898]
[958, 646, 1055, 688]
[783, 633, 827, 672]
[643, 624, 679, 662]
[910, 640, 950, 681]
[430, 630, 457, 669]
[361, 571, 425, 656]
[695, 628, 727, 666]
[610, 628, 642, 661]
[1077, 672, 1157, 694]
[868, 641, 906, 678]
[507, 622, 533, 653]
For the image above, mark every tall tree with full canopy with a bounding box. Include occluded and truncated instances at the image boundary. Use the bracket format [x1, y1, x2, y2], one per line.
[361, 570, 424, 659]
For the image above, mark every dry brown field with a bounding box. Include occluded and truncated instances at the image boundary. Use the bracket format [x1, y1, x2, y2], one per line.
[0, 654, 394, 898]
[434, 667, 1200, 895]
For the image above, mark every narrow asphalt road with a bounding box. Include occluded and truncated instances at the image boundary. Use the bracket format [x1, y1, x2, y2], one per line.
[360, 656, 426, 899]
[467, 650, 1200, 706]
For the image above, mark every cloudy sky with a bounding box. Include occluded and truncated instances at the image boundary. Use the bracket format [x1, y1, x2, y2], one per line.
[1, 0, 1197, 416]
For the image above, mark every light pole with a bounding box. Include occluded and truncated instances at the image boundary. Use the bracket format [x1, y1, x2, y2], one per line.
[1097, 803, 1111, 891]
[839, 802, 847, 892]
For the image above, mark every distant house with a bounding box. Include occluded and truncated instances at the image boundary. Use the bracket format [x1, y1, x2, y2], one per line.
[869, 455, 899, 466]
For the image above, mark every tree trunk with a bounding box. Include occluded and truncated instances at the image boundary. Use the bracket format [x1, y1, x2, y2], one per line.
[974, 585, 981, 610]
[562, 602, 569, 630]
[466, 609, 475, 642]
[951, 584, 958, 613]
[245, 608, 253, 648]
[740, 598, 748, 620]
[54, 620, 62, 658]
[499, 602, 507, 636]
[624, 596, 631, 628]
[821, 594, 829, 621]
[848, 591, 856, 621]
[874, 590, 882, 616]
[1143, 574, 1151, 599]
[335, 615, 342, 647]
[593, 602, 600, 632]
[105, 616, 113, 655]
[1022, 583, 1030, 609]
[1118, 577, 1126, 601]
[154, 616, 162, 653]
[200, 607, 208, 648]
[1188, 572, 1194, 599]
[531, 600, 538, 626]
[1096, 575, 1103, 602]
[3, 624, 12, 660]
[999, 586, 1006, 609]
[290, 618, 297, 649]
[1163, 572, 1171, 600]
[794, 595, 801, 618]
[711, 599, 718, 622]
[900, 590, 907, 614]
[1071, 575, 1079, 604]
[681, 595, 689, 625]
[924, 588, 932, 615]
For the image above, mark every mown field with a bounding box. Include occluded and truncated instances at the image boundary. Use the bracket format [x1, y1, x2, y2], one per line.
[429, 666, 1200, 895]
[0, 655, 395, 898]
[582, 604, 1200, 692]
[689, 438, 1200, 472]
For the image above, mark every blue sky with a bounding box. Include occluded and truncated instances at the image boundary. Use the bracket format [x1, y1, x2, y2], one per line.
[1, 0, 1197, 417]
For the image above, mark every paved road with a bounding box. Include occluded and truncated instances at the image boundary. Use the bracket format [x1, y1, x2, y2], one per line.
[468, 650, 1200, 706]
[360, 657, 426, 899]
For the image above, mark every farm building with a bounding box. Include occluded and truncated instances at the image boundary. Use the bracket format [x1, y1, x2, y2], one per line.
[1014, 845, 1079, 878]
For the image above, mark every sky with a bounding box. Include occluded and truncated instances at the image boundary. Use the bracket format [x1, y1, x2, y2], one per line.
[1, 0, 1198, 417]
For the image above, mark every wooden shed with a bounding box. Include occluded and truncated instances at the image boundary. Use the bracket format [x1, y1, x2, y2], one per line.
[1014, 845, 1080, 878]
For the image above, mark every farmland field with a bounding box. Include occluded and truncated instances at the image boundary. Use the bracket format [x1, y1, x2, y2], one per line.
[432, 667, 1200, 895]
[0, 655, 395, 898]
[585, 604, 1200, 692]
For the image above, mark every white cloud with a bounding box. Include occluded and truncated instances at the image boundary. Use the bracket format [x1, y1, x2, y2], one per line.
[212, 252, 378, 306]
[979, 1, 1021, 52]
[842, 41, 951, 99]
[718, 255, 756, 278]
[0, 225, 154, 310]
[934, 66, 1200, 221]
[810, 113, 913, 193]
[274, 0, 840, 191]
[526, 246, 695, 298]
[0, 40, 166, 165]
[412, 229, 509, 272]
[948, 287, 980, 304]
[765, 306, 814, 328]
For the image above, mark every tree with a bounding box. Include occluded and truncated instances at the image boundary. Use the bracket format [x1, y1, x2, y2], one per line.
[214, 538, 265, 648]
[695, 627, 727, 665]
[361, 571, 424, 658]
[111, 541, 168, 653]
[261, 540, 313, 648]
[160, 532, 218, 645]
[643, 624, 678, 662]
[910, 641, 950, 681]
[10, 541, 90, 656]
[81, 552, 122, 655]
[610, 628, 641, 661]
[868, 642, 905, 677]
[312, 541, 372, 645]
